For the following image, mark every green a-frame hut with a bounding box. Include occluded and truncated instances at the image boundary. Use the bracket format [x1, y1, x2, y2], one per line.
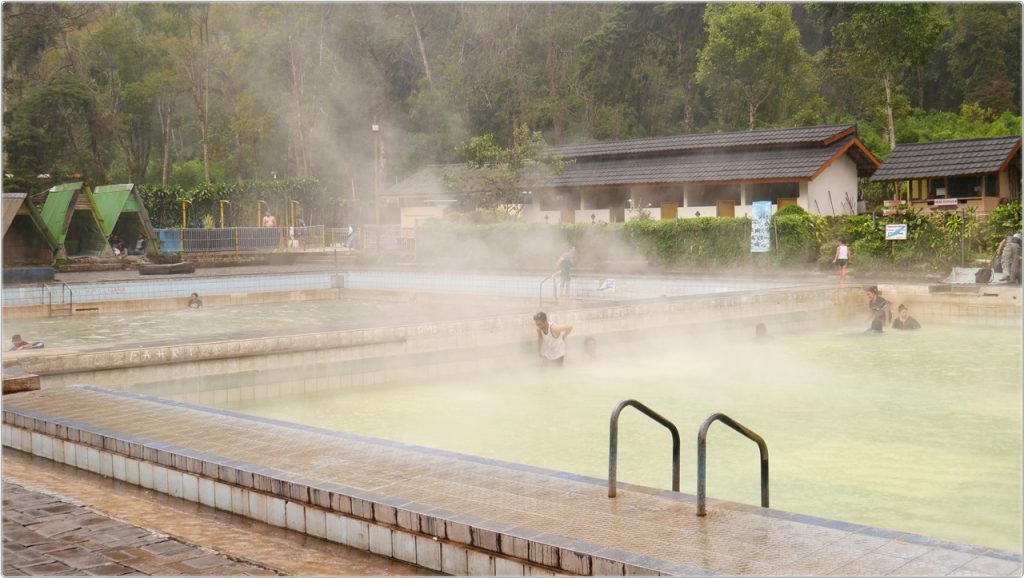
[38, 182, 111, 258]
[3, 193, 59, 266]
[92, 184, 158, 255]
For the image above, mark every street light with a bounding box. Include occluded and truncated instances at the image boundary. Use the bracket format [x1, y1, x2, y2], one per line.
[219, 200, 231, 228]
[178, 199, 192, 229]
[289, 199, 301, 229]
[372, 121, 380, 226]
[257, 200, 268, 226]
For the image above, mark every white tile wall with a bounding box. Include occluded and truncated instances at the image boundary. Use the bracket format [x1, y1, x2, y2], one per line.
[369, 525, 393, 556]
[198, 477, 216, 507]
[267, 496, 287, 527]
[285, 502, 306, 533]
[306, 508, 326, 539]
[247, 491, 268, 523]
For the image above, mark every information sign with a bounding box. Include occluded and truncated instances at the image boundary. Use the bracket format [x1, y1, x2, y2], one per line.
[885, 223, 908, 241]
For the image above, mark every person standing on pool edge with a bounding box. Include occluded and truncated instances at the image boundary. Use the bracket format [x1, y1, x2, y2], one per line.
[534, 311, 572, 366]
[555, 245, 576, 299]
[832, 238, 851, 284]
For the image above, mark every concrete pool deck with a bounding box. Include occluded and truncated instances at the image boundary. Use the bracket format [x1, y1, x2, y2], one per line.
[3, 386, 1020, 577]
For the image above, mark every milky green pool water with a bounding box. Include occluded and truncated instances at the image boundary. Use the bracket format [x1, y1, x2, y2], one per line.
[2, 298, 519, 349]
[210, 322, 1020, 551]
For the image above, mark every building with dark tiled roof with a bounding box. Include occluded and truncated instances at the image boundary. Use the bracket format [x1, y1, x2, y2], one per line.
[385, 124, 879, 224]
[870, 136, 1021, 213]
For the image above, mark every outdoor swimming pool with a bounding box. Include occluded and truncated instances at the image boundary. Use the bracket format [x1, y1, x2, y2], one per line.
[2, 297, 524, 349]
[196, 322, 1021, 552]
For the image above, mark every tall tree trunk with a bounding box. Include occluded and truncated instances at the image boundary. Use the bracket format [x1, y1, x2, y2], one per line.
[545, 4, 562, 144]
[181, 5, 211, 183]
[748, 101, 757, 131]
[882, 69, 896, 149]
[917, 66, 925, 109]
[683, 81, 696, 132]
[158, 98, 173, 186]
[409, 5, 433, 88]
[288, 34, 309, 177]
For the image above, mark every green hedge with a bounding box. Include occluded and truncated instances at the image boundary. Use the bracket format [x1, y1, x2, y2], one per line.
[138, 178, 334, 229]
[415, 203, 1019, 274]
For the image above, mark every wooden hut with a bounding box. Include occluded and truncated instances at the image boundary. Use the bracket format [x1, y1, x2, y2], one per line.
[37, 182, 110, 258]
[870, 136, 1022, 213]
[3, 193, 59, 266]
[91, 184, 159, 255]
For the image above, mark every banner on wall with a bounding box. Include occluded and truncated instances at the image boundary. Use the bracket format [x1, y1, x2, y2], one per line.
[750, 201, 771, 253]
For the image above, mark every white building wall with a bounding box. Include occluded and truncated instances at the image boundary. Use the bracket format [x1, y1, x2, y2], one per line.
[805, 154, 859, 216]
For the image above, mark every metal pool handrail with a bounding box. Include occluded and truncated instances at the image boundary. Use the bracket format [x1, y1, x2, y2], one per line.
[696, 412, 769, 516]
[539, 273, 557, 307]
[43, 282, 73, 316]
[608, 399, 680, 498]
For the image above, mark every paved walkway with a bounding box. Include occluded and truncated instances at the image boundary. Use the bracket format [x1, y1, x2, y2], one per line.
[2, 450, 437, 577]
[5, 386, 1021, 576]
[3, 481, 280, 576]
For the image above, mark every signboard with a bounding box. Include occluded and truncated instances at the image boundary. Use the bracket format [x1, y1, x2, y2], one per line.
[750, 201, 771, 253]
[885, 223, 908, 241]
[933, 198, 958, 207]
[883, 199, 906, 216]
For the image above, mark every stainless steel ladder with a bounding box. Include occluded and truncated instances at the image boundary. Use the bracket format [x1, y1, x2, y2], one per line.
[606, 401, 769, 516]
[43, 282, 73, 317]
[607, 399, 680, 498]
[697, 412, 769, 516]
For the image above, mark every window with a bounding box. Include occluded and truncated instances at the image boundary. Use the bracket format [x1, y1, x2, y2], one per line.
[747, 182, 800, 205]
[984, 174, 999, 197]
[946, 176, 982, 198]
[688, 184, 740, 207]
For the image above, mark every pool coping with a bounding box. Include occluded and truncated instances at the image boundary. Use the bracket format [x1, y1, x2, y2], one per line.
[3, 385, 1020, 577]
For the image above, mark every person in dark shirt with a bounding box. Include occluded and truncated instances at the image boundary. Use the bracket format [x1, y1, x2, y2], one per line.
[866, 285, 891, 326]
[891, 304, 921, 330]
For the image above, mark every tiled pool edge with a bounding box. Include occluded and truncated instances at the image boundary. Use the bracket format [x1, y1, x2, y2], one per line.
[3, 386, 1020, 577]
[0, 395, 673, 577]
[5, 285, 860, 379]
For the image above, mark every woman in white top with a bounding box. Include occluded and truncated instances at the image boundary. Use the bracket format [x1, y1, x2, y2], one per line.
[832, 239, 851, 284]
[534, 311, 573, 366]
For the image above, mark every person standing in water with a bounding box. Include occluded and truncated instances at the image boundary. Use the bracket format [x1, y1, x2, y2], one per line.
[866, 285, 891, 326]
[891, 304, 921, 330]
[534, 311, 573, 366]
[832, 239, 851, 284]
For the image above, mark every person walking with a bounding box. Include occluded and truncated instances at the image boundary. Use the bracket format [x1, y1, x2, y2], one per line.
[555, 246, 576, 298]
[832, 239, 851, 284]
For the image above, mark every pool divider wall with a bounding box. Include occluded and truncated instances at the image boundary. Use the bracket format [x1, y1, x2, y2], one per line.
[1, 404, 666, 577]
[6, 285, 864, 384]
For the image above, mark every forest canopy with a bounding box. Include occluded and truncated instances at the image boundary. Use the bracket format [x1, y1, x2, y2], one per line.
[3, 3, 1021, 199]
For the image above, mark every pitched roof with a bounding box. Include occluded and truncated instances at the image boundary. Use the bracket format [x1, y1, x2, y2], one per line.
[3, 193, 27, 237]
[870, 136, 1022, 181]
[536, 136, 875, 188]
[550, 124, 857, 160]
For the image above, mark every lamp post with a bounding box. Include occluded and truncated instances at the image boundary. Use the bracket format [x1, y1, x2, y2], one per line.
[179, 199, 191, 229]
[178, 199, 191, 259]
[219, 200, 230, 228]
[289, 200, 301, 229]
[257, 200, 267, 226]
[372, 121, 380, 226]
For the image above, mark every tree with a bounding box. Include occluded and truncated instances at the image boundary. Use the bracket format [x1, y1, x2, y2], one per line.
[831, 4, 947, 148]
[445, 123, 565, 214]
[696, 4, 813, 130]
[579, 4, 705, 138]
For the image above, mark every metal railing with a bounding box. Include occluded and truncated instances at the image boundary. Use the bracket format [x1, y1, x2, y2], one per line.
[608, 399, 681, 498]
[156, 226, 326, 254]
[696, 412, 769, 516]
[43, 282, 73, 317]
[539, 273, 558, 308]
